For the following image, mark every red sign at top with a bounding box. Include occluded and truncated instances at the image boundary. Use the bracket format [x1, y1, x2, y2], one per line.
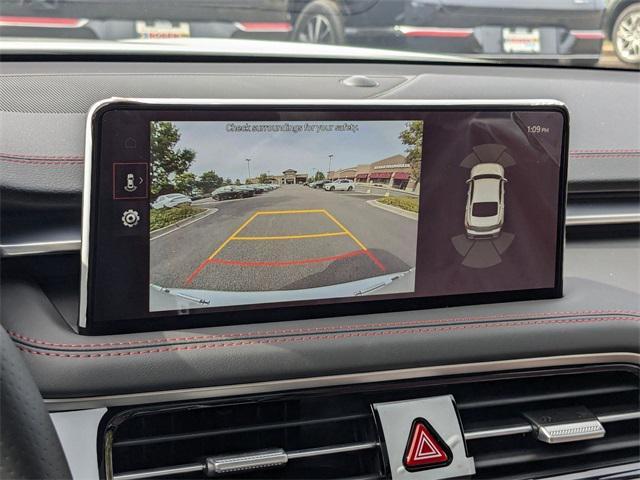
[403, 419, 452, 471]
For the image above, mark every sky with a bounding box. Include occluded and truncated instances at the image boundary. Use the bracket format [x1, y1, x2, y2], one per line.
[171, 120, 410, 180]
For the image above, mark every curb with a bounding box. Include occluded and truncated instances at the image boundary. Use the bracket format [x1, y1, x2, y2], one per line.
[367, 199, 418, 221]
[151, 208, 218, 240]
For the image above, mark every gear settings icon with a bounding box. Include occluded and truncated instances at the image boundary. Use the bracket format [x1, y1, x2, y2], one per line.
[121, 209, 140, 228]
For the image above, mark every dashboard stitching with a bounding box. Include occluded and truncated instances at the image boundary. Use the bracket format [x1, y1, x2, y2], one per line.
[569, 154, 640, 158]
[0, 158, 83, 165]
[570, 149, 640, 153]
[12, 316, 640, 358]
[7, 310, 640, 349]
[0, 153, 83, 160]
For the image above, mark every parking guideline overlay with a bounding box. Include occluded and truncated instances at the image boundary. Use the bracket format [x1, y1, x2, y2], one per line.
[185, 209, 385, 285]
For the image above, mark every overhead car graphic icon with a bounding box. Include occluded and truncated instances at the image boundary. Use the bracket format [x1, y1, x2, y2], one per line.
[452, 145, 515, 269]
[464, 162, 507, 239]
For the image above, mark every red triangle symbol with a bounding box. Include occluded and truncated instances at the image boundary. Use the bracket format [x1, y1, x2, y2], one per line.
[404, 419, 451, 470]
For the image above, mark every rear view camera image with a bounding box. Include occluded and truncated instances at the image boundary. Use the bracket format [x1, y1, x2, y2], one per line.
[149, 120, 422, 312]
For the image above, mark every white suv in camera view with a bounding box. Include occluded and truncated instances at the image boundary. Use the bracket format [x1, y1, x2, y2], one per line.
[324, 179, 355, 191]
[465, 163, 507, 238]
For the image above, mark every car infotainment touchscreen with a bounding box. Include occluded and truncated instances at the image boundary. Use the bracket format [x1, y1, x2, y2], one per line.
[81, 99, 568, 334]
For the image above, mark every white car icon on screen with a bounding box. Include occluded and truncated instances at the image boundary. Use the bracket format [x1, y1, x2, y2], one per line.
[465, 163, 507, 239]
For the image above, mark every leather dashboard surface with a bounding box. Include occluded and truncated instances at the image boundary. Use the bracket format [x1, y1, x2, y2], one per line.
[2, 274, 638, 399]
[1, 62, 639, 208]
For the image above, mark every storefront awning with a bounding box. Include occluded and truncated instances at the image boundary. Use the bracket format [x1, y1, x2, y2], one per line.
[355, 173, 369, 179]
[369, 172, 393, 179]
[393, 172, 410, 180]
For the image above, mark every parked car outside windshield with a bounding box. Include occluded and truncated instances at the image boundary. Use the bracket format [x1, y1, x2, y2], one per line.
[0, 0, 637, 68]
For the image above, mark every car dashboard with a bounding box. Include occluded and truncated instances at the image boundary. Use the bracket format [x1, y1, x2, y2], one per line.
[0, 58, 639, 480]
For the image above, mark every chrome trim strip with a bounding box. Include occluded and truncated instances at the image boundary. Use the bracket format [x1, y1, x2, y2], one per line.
[43, 352, 639, 411]
[287, 441, 380, 459]
[79, 96, 104, 329]
[464, 424, 533, 440]
[599, 411, 640, 423]
[114, 463, 203, 480]
[4, 210, 637, 257]
[566, 213, 640, 226]
[0, 239, 81, 257]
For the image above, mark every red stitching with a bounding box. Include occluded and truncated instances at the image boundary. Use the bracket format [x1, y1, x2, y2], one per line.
[8, 310, 640, 349]
[570, 154, 640, 158]
[569, 149, 640, 154]
[0, 152, 83, 160]
[13, 316, 640, 358]
[0, 158, 83, 165]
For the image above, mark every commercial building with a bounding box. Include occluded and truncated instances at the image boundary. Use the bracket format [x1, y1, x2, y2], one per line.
[270, 169, 309, 185]
[329, 154, 417, 191]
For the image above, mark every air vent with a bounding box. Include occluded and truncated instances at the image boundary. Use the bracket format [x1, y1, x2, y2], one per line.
[103, 367, 639, 480]
[105, 395, 385, 480]
[459, 369, 640, 479]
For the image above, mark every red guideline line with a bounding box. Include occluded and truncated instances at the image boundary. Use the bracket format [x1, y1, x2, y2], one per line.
[185, 249, 386, 285]
[208, 249, 365, 268]
[363, 249, 386, 273]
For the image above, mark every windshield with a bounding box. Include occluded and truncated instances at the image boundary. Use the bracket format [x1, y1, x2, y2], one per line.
[0, 0, 638, 69]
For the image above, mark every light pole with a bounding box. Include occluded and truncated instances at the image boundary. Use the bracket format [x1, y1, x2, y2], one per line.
[245, 158, 252, 181]
[328, 154, 333, 180]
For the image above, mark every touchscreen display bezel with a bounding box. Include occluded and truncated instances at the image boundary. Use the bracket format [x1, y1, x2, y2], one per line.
[81, 99, 568, 335]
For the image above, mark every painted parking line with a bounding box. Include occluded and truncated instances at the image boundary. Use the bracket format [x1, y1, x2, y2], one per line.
[206, 211, 261, 260]
[320, 209, 367, 250]
[207, 249, 366, 267]
[185, 208, 385, 285]
[234, 232, 348, 241]
[320, 209, 386, 272]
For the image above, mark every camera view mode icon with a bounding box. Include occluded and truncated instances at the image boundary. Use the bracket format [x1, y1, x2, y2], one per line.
[113, 163, 148, 200]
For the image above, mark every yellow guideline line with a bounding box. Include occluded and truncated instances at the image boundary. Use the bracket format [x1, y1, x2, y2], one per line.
[207, 211, 260, 259]
[234, 232, 348, 241]
[321, 209, 368, 251]
[256, 209, 325, 215]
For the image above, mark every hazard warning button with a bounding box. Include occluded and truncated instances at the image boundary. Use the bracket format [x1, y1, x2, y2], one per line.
[403, 419, 452, 471]
[373, 395, 475, 479]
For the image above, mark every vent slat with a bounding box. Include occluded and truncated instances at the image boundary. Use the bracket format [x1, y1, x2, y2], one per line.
[457, 384, 638, 410]
[474, 433, 640, 470]
[114, 413, 371, 448]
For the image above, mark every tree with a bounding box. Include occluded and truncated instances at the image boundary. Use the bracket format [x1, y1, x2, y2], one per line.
[198, 170, 223, 194]
[174, 172, 198, 196]
[257, 173, 269, 184]
[314, 171, 325, 181]
[234, 179, 241, 185]
[224, 178, 232, 185]
[398, 121, 423, 184]
[150, 122, 196, 197]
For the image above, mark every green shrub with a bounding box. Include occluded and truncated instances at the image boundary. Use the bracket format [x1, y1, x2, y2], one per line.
[150, 205, 206, 231]
[377, 196, 419, 213]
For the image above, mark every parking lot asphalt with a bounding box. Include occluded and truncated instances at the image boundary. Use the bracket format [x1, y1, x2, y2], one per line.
[150, 185, 417, 291]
